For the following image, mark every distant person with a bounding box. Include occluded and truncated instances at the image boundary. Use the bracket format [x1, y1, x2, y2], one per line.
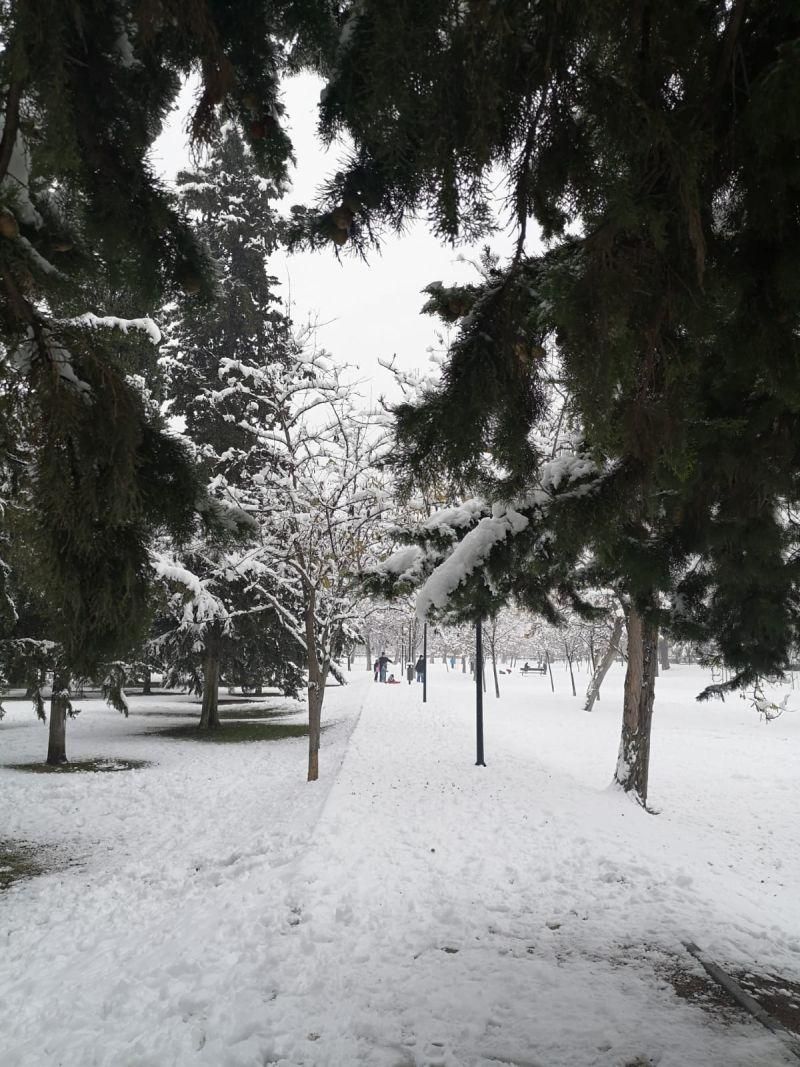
[406, 663, 414, 685]
[523, 661, 530, 671]
[378, 653, 391, 682]
[373, 659, 380, 682]
[415, 655, 425, 683]
[450, 655, 456, 669]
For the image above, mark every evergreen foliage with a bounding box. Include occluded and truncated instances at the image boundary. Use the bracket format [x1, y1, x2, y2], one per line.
[0, 2, 339, 700]
[155, 125, 306, 706]
[323, 2, 800, 694]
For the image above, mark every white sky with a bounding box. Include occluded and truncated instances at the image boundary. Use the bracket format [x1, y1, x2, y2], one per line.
[151, 73, 517, 402]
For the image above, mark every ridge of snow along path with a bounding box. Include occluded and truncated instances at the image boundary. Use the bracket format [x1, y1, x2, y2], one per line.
[2, 664, 799, 1065]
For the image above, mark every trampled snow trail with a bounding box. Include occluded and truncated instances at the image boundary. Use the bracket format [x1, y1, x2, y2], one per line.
[257, 669, 799, 1067]
[2, 664, 799, 1066]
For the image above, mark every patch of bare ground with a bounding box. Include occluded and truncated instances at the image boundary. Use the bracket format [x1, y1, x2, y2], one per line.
[732, 972, 800, 1035]
[656, 952, 800, 1037]
[0, 839, 69, 890]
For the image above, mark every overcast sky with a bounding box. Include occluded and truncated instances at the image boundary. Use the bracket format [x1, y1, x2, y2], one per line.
[151, 73, 517, 402]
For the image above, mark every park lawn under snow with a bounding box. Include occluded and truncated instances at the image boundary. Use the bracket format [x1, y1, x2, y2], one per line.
[1, 663, 799, 1067]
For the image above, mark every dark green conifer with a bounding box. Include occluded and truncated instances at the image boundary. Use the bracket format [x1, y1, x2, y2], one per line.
[156, 125, 304, 727]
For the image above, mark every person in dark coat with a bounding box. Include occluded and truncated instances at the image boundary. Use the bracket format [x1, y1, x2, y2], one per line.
[377, 654, 391, 682]
[415, 655, 425, 683]
[406, 663, 414, 685]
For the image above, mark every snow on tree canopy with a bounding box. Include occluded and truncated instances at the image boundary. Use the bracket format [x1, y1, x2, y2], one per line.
[416, 504, 530, 620]
[75, 313, 162, 345]
[539, 453, 598, 491]
[381, 545, 427, 584]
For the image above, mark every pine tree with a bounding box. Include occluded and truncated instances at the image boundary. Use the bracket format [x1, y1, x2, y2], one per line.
[319, 4, 800, 805]
[0, 3, 339, 754]
[156, 125, 305, 728]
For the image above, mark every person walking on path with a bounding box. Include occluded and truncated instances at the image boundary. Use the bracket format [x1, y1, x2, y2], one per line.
[406, 663, 414, 685]
[415, 655, 425, 683]
[378, 654, 391, 683]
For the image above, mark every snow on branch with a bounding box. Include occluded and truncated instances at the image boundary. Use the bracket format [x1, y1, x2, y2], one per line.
[73, 312, 162, 345]
[416, 504, 530, 620]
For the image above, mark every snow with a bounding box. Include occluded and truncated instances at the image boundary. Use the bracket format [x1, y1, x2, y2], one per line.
[1, 664, 800, 1066]
[381, 545, 426, 582]
[75, 312, 162, 345]
[416, 504, 529, 619]
[4, 131, 42, 228]
[539, 452, 597, 491]
[422, 498, 487, 535]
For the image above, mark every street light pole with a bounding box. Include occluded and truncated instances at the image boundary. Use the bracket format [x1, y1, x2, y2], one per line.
[423, 621, 428, 704]
[475, 618, 485, 766]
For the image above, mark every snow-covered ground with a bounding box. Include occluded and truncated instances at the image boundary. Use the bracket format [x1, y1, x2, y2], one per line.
[1, 662, 799, 1066]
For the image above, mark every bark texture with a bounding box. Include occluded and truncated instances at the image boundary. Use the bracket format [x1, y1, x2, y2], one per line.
[304, 596, 326, 782]
[584, 616, 624, 712]
[614, 606, 658, 805]
[307, 682, 322, 782]
[199, 633, 221, 730]
[46, 678, 69, 765]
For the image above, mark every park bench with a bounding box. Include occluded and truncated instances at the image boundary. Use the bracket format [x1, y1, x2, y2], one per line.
[520, 664, 548, 676]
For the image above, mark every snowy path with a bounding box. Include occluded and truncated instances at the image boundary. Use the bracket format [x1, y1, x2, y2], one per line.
[257, 669, 800, 1067]
[2, 664, 799, 1065]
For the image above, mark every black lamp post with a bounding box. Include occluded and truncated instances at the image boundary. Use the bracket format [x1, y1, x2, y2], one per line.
[475, 618, 485, 766]
[423, 621, 428, 703]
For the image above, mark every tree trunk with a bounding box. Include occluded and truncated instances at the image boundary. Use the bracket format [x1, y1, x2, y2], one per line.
[365, 635, 372, 672]
[199, 632, 221, 730]
[490, 620, 500, 698]
[304, 597, 325, 782]
[565, 642, 576, 696]
[462, 655, 466, 673]
[584, 616, 624, 712]
[614, 606, 658, 806]
[307, 679, 323, 782]
[545, 650, 554, 693]
[46, 673, 69, 765]
[659, 636, 670, 671]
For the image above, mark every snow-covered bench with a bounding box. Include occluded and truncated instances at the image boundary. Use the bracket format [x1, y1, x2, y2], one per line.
[520, 664, 547, 676]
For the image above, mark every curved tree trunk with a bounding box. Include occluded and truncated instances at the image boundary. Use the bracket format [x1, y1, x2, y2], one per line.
[614, 606, 658, 806]
[584, 616, 624, 712]
[46, 672, 69, 765]
[199, 631, 221, 730]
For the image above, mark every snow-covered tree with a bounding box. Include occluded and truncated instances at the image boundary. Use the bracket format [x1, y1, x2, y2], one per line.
[0, 312, 198, 763]
[248, 346, 391, 780]
[155, 126, 306, 728]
